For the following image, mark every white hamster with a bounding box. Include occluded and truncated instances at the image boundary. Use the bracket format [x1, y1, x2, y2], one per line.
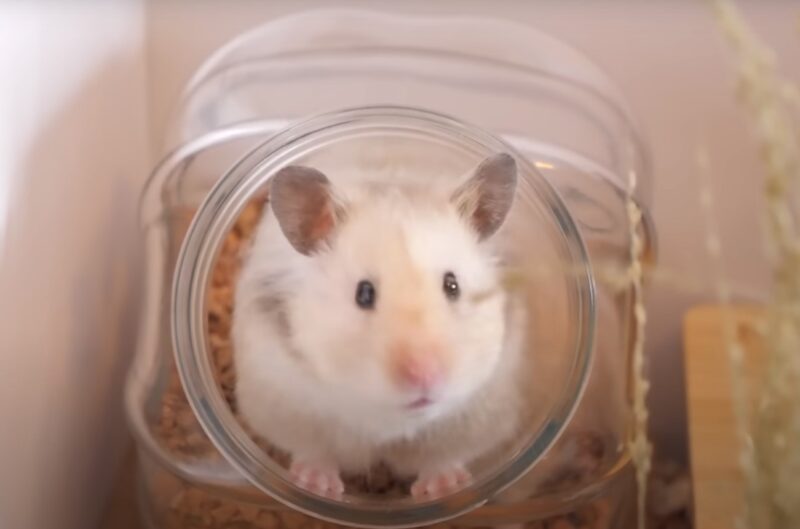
[232, 152, 532, 499]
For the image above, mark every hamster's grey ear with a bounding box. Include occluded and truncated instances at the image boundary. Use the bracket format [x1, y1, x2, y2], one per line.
[451, 153, 517, 240]
[269, 166, 345, 255]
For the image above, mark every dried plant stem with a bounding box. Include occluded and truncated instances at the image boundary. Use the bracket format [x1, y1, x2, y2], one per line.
[624, 167, 651, 529]
[713, 1, 800, 528]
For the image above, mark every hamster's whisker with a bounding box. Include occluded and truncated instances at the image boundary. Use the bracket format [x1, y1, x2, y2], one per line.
[471, 270, 527, 303]
[470, 288, 500, 304]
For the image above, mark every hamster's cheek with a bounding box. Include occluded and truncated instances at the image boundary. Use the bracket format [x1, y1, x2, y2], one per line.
[313, 341, 399, 404]
[446, 304, 505, 391]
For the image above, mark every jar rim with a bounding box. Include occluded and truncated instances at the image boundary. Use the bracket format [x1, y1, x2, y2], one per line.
[171, 105, 596, 528]
[151, 8, 652, 209]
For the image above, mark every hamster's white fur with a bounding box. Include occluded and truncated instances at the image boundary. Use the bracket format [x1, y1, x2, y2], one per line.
[233, 153, 528, 497]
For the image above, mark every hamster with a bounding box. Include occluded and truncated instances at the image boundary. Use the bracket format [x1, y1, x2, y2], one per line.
[232, 153, 529, 500]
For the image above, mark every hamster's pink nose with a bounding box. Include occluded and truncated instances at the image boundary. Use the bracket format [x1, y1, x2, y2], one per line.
[393, 354, 444, 392]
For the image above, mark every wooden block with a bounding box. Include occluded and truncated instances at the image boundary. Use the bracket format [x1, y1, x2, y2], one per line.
[683, 304, 766, 529]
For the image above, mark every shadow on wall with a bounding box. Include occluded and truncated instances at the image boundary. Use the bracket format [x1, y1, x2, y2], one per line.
[1, 54, 148, 529]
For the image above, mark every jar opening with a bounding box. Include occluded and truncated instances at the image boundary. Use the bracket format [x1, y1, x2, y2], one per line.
[171, 106, 595, 527]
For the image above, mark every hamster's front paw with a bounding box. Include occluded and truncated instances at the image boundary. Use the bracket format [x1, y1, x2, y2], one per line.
[411, 464, 471, 500]
[290, 459, 345, 499]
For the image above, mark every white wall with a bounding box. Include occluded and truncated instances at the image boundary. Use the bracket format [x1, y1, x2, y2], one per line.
[144, 0, 798, 461]
[0, 4, 150, 529]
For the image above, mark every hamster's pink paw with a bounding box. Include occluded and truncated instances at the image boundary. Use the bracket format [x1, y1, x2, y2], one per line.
[411, 464, 471, 500]
[290, 459, 345, 499]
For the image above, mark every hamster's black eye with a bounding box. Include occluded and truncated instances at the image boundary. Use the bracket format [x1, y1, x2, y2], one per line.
[355, 280, 376, 309]
[443, 271, 460, 301]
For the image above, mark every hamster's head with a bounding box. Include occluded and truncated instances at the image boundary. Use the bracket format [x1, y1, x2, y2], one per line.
[269, 154, 518, 431]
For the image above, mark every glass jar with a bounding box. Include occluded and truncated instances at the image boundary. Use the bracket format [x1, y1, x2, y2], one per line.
[126, 9, 654, 529]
